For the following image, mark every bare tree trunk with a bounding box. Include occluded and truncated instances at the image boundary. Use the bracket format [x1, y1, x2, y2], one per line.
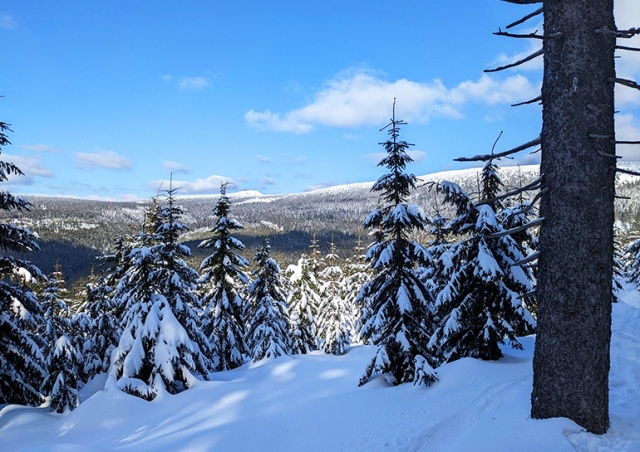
[531, 0, 616, 435]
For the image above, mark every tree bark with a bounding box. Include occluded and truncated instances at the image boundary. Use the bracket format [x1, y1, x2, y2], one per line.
[531, 0, 616, 435]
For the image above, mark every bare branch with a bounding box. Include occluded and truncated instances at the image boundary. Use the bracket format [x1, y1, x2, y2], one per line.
[489, 219, 544, 239]
[485, 49, 543, 73]
[597, 150, 620, 159]
[588, 133, 613, 140]
[511, 251, 541, 267]
[502, 0, 542, 4]
[596, 26, 640, 39]
[616, 167, 640, 177]
[506, 6, 543, 29]
[512, 95, 542, 107]
[616, 140, 640, 145]
[455, 137, 541, 162]
[616, 45, 640, 52]
[494, 30, 561, 40]
[610, 77, 640, 91]
[475, 176, 543, 207]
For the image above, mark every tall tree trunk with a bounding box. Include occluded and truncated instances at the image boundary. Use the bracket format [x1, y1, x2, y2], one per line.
[531, 0, 616, 435]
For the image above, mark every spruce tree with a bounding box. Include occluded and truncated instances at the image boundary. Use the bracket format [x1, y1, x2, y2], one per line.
[109, 188, 212, 400]
[428, 160, 536, 363]
[343, 236, 370, 343]
[0, 119, 47, 406]
[198, 183, 249, 371]
[246, 237, 291, 361]
[286, 252, 321, 354]
[317, 241, 350, 355]
[358, 105, 437, 387]
[41, 335, 81, 413]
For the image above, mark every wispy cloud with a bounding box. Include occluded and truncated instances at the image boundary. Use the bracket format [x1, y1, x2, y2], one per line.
[246, 70, 539, 134]
[178, 76, 210, 91]
[3, 154, 52, 185]
[20, 144, 60, 152]
[75, 150, 133, 170]
[260, 177, 276, 188]
[0, 14, 17, 30]
[147, 175, 236, 195]
[256, 154, 272, 164]
[163, 160, 190, 174]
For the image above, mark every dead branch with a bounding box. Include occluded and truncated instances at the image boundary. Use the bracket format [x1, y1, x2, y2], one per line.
[502, 0, 542, 4]
[616, 140, 640, 145]
[455, 137, 541, 162]
[489, 219, 544, 239]
[617, 45, 640, 52]
[589, 133, 613, 140]
[512, 251, 541, 268]
[615, 167, 640, 177]
[485, 49, 543, 73]
[506, 7, 543, 29]
[475, 176, 543, 207]
[610, 77, 640, 91]
[494, 30, 561, 40]
[596, 26, 640, 39]
[512, 95, 542, 107]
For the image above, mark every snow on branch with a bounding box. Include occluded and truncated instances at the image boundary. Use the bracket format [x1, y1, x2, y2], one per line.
[454, 137, 541, 163]
[484, 49, 543, 73]
[506, 7, 542, 29]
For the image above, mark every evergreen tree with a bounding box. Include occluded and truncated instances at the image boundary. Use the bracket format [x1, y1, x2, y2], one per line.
[358, 105, 437, 387]
[317, 241, 350, 355]
[198, 183, 249, 371]
[246, 237, 291, 361]
[109, 187, 212, 400]
[0, 119, 47, 406]
[343, 236, 371, 343]
[286, 252, 321, 354]
[428, 160, 536, 363]
[41, 335, 81, 413]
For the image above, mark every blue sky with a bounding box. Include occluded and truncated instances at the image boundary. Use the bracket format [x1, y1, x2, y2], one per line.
[1, 1, 639, 200]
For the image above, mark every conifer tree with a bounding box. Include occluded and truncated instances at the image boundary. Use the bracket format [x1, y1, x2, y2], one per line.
[0, 119, 47, 406]
[109, 187, 213, 400]
[317, 241, 351, 355]
[343, 236, 370, 343]
[428, 160, 536, 363]
[246, 237, 291, 361]
[41, 335, 81, 413]
[198, 183, 249, 371]
[286, 251, 321, 354]
[358, 104, 437, 387]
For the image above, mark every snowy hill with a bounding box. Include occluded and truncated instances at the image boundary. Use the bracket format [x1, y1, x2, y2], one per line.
[1, 286, 639, 451]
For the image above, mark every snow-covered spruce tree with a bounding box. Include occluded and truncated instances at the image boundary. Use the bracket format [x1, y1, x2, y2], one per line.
[286, 251, 321, 354]
[343, 236, 370, 343]
[109, 187, 213, 400]
[198, 183, 249, 371]
[317, 241, 351, 355]
[428, 159, 536, 363]
[357, 106, 437, 387]
[0, 120, 47, 406]
[246, 237, 291, 361]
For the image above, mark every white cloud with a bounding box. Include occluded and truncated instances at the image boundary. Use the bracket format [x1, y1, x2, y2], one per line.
[19, 144, 60, 152]
[2, 154, 52, 185]
[0, 14, 16, 30]
[147, 175, 236, 195]
[246, 70, 539, 134]
[163, 160, 189, 174]
[74, 150, 133, 170]
[490, 37, 543, 73]
[260, 177, 276, 188]
[256, 154, 272, 164]
[178, 76, 210, 91]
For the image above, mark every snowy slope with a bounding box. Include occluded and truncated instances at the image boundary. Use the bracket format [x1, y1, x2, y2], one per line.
[1, 286, 639, 451]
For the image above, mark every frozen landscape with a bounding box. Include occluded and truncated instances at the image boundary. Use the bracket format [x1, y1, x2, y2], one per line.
[1, 283, 638, 452]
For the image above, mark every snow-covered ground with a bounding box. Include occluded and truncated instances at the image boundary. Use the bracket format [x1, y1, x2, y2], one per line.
[1, 287, 639, 451]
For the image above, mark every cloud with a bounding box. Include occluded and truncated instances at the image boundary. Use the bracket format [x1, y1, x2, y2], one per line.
[147, 175, 236, 195]
[260, 177, 276, 188]
[0, 14, 16, 30]
[256, 154, 272, 164]
[246, 70, 539, 134]
[2, 154, 52, 185]
[490, 38, 543, 73]
[163, 160, 190, 174]
[19, 144, 60, 152]
[74, 150, 133, 170]
[178, 76, 210, 91]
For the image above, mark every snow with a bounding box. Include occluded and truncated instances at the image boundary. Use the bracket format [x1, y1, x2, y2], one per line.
[2, 291, 640, 451]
